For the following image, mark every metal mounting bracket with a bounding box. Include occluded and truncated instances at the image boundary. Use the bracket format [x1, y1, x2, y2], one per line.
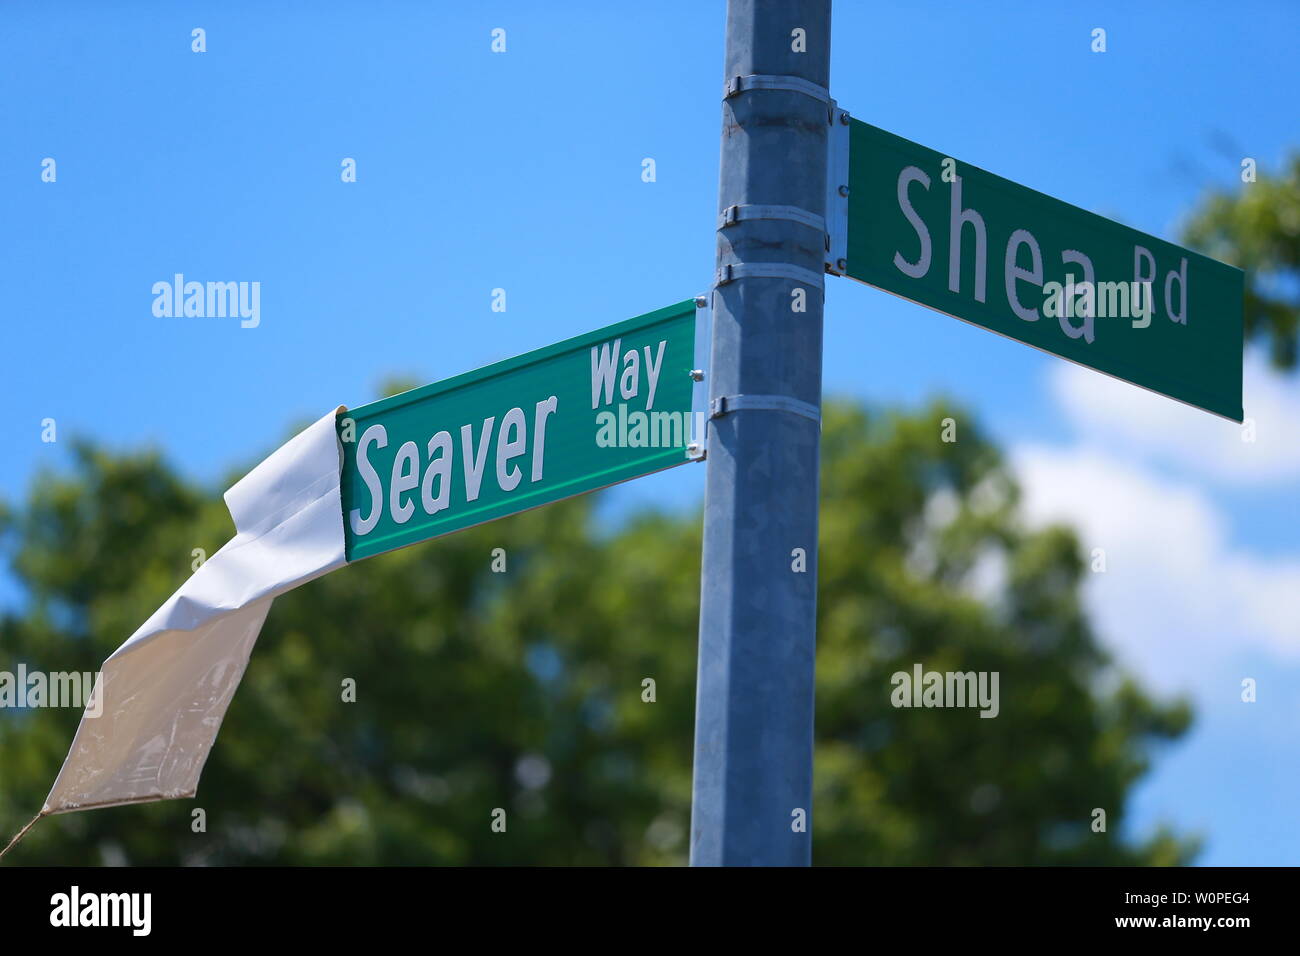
[688, 294, 712, 461]
[825, 101, 850, 275]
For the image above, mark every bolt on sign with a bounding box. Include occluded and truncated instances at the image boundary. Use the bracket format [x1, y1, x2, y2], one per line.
[839, 118, 1244, 421]
[338, 299, 702, 561]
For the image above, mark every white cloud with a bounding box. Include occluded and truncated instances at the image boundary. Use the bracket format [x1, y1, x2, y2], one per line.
[1012, 445, 1300, 694]
[1049, 352, 1300, 485]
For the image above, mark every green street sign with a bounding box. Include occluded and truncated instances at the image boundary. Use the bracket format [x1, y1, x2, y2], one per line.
[842, 119, 1244, 421]
[339, 299, 702, 562]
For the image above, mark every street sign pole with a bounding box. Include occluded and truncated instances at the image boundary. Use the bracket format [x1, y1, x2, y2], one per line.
[690, 0, 831, 866]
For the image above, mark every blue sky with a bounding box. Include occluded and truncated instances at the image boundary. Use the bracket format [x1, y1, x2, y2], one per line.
[2, 1, 1298, 865]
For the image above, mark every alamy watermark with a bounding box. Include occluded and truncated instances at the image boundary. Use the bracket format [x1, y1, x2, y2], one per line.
[1043, 277, 1155, 330]
[0, 665, 103, 717]
[50, 886, 151, 936]
[151, 274, 260, 328]
[890, 663, 999, 718]
[595, 405, 706, 449]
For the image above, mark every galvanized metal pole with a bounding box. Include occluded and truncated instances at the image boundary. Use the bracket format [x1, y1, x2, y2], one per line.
[690, 0, 831, 866]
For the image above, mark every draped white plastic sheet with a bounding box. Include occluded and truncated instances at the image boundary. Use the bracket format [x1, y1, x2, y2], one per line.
[42, 408, 349, 814]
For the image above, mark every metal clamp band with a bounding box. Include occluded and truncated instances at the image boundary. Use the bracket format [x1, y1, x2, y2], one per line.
[715, 261, 826, 289]
[718, 203, 826, 233]
[724, 73, 832, 105]
[710, 394, 822, 425]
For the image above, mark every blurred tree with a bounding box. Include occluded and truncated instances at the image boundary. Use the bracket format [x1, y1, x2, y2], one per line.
[1182, 152, 1300, 369]
[0, 400, 1193, 865]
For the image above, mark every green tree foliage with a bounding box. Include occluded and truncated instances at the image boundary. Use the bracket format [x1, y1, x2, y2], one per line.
[0, 401, 1193, 865]
[1182, 153, 1300, 369]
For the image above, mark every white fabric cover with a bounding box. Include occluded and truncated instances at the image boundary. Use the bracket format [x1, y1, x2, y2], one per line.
[43, 407, 349, 813]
